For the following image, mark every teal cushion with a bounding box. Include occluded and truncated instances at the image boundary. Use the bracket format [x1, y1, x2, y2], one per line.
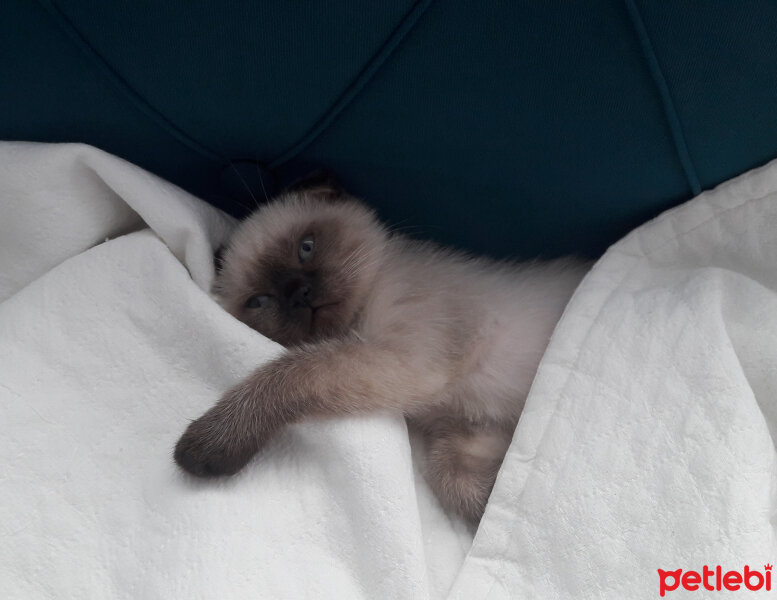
[3, 1, 777, 258]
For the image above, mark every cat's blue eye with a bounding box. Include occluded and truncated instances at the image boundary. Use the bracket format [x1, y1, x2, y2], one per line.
[299, 235, 315, 262]
[245, 294, 271, 309]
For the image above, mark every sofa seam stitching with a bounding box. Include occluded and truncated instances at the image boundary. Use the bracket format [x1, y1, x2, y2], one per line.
[37, 0, 225, 164]
[266, 0, 435, 170]
[623, 0, 702, 197]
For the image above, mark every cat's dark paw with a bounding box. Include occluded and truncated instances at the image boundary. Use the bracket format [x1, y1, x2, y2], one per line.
[173, 413, 255, 478]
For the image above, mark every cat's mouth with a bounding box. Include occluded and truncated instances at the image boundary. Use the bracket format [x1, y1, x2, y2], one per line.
[310, 301, 340, 331]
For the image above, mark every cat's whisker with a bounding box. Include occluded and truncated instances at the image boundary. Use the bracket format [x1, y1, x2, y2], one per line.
[385, 221, 424, 236]
[344, 256, 382, 281]
[340, 250, 382, 281]
[255, 157, 270, 204]
[211, 192, 256, 214]
[229, 161, 261, 210]
[338, 246, 372, 277]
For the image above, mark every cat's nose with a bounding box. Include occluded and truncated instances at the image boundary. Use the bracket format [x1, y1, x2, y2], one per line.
[285, 279, 312, 309]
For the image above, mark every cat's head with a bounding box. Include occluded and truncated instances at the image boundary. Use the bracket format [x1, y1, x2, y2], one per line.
[214, 184, 387, 346]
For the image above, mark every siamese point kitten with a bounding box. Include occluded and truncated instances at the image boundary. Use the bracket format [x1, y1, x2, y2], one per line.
[174, 180, 588, 522]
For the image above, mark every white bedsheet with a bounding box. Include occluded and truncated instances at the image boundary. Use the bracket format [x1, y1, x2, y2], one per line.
[1, 142, 775, 599]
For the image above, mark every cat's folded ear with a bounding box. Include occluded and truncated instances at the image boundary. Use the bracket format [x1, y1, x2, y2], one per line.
[284, 168, 344, 201]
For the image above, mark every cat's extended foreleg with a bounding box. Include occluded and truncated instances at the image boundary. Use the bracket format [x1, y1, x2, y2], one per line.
[174, 336, 451, 477]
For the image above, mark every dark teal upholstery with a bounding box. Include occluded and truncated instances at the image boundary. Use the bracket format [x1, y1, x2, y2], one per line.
[3, 1, 777, 258]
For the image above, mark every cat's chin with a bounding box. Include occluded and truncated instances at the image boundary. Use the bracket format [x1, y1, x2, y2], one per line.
[309, 302, 345, 338]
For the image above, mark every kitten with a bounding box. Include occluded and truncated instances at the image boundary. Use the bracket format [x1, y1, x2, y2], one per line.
[174, 180, 588, 522]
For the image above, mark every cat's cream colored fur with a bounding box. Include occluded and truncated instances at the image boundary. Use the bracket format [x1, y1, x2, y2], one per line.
[175, 186, 588, 521]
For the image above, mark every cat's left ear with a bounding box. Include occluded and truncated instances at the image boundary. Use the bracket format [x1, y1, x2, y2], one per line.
[285, 169, 344, 201]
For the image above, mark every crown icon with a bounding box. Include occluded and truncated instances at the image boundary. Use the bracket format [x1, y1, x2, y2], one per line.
[765, 564, 773, 571]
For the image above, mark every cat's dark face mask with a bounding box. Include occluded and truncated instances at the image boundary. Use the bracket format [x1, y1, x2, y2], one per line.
[213, 191, 386, 347]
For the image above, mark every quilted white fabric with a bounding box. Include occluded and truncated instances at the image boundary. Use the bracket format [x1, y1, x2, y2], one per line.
[1, 142, 775, 599]
[450, 157, 777, 599]
[0, 143, 470, 600]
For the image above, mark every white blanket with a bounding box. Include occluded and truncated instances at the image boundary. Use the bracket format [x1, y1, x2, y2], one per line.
[1, 143, 775, 599]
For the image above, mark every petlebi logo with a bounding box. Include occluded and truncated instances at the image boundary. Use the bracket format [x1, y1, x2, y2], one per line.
[658, 564, 772, 596]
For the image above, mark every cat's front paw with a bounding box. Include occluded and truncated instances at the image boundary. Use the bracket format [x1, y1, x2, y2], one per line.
[173, 410, 256, 478]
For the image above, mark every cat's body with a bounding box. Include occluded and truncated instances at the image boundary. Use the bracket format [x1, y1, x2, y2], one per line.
[175, 184, 588, 521]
